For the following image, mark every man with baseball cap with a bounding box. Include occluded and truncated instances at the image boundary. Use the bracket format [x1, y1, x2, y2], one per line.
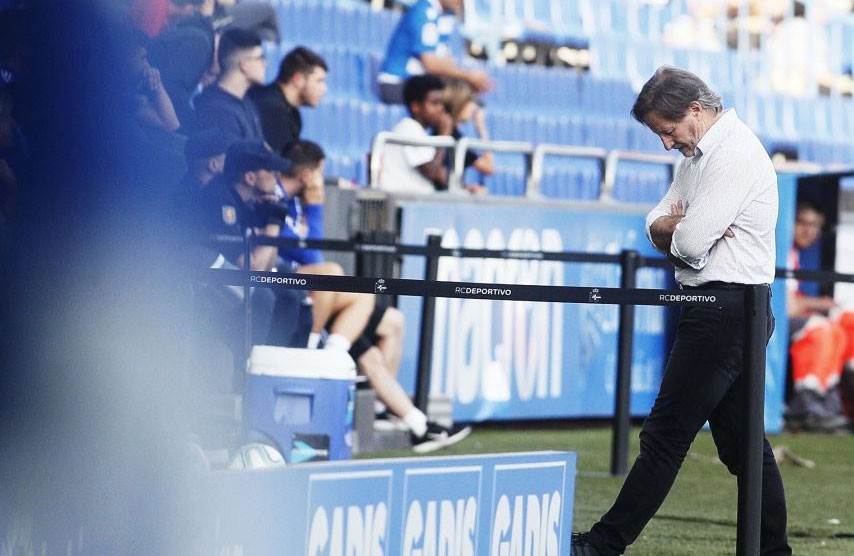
[193, 139, 312, 356]
[180, 126, 232, 191]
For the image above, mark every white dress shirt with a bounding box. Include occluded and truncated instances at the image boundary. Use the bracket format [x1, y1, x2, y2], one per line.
[645, 109, 778, 286]
[379, 117, 438, 194]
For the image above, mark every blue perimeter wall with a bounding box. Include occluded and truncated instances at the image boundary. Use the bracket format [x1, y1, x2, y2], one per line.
[394, 180, 797, 434]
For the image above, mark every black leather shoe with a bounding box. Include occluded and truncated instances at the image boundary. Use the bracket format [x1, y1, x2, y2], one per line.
[571, 532, 602, 556]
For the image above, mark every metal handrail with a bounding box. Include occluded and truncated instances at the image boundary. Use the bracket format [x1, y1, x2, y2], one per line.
[370, 130, 846, 198]
[602, 150, 680, 201]
[368, 131, 457, 189]
[452, 137, 534, 191]
[528, 144, 608, 198]
[772, 160, 825, 174]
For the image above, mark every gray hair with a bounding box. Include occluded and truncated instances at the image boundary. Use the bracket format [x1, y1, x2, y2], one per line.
[630, 66, 722, 125]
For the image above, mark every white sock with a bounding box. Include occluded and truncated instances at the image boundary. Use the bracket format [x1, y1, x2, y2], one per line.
[374, 401, 388, 415]
[402, 408, 428, 437]
[307, 333, 322, 349]
[324, 333, 351, 352]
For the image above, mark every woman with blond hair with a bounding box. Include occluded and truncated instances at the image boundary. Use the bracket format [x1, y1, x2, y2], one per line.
[442, 80, 494, 194]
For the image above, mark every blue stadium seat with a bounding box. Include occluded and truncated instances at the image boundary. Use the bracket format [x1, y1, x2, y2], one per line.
[588, 33, 629, 79]
[273, 0, 854, 187]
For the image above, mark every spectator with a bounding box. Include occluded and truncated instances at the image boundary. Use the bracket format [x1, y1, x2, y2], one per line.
[761, 1, 832, 97]
[180, 126, 230, 190]
[143, 1, 218, 128]
[191, 27, 265, 142]
[258, 141, 373, 353]
[273, 140, 374, 351]
[194, 140, 312, 356]
[442, 79, 494, 194]
[785, 200, 854, 432]
[377, 0, 492, 104]
[280, 140, 471, 452]
[354, 310, 473, 454]
[124, 27, 181, 132]
[248, 46, 328, 154]
[378, 74, 453, 194]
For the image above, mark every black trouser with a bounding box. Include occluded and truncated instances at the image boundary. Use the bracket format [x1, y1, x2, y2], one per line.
[588, 283, 792, 556]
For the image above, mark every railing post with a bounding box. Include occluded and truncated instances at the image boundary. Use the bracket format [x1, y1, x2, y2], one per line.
[736, 285, 768, 556]
[611, 249, 638, 476]
[413, 234, 442, 413]
[243, 228, 253, 368]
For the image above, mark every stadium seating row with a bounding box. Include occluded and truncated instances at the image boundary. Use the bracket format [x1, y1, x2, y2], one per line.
[268, 0, 853, 199]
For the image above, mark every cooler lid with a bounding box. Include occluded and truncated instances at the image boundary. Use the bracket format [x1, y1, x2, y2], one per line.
[248, 345, 357, 380]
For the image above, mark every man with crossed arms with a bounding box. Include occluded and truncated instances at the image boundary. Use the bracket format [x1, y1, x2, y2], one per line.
[572, 66, 791, 556]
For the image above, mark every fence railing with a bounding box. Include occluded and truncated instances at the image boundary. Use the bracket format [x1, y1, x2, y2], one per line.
[367, 133, 852, 201]
[197, 231, 824, 556]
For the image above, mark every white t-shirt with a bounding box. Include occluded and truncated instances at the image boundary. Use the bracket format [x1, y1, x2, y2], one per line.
[379, 117, 438, 194]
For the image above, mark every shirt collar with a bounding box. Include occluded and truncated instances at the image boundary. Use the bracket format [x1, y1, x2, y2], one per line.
[694, 108, 736, 158]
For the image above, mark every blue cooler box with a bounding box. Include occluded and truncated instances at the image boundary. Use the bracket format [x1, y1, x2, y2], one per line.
[244, 345, 356, 463]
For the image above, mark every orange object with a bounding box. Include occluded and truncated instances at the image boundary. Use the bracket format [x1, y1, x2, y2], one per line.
[790, 318, 846, 392]
[838, 310, 854, 364]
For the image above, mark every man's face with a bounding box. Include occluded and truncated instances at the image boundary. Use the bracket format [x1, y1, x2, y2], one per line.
[239, 46, 267, 86]
[644, 104, 705, 157]
[299, 67, 328, 107]
[251, 169, 280, 197]
[439, 0, 462, 13]
[412, 89, 446, 129]
[794, 207, 825, 250]
[129, 46, 149, 78]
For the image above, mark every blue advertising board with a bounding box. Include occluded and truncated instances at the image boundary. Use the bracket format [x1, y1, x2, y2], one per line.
[397, 200, 671, 422]
[199, 451, 577, 556]
[396, 196, 790, 433]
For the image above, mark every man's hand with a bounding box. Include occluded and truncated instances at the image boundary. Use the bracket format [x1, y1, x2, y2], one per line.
[255, 200, 289, 228]
[650, 214, 683, 252]
[650, 200, 687, 251]
[435, 111, 454, 136]
[467, 69, 494, 94]
[301, 169, 325, 205]
[142, 65, 164, 94]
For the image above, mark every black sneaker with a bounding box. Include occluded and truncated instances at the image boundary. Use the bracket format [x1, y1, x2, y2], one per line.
[411, 422, 472, 454]
[571, 532, 602, 556]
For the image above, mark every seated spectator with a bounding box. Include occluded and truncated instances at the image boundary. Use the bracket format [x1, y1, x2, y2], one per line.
[145, 9, 216, 130]
[180, 126, 230, 190]
[281, 140, 471, 452]
[378, 74, 453, 194]
[248, 46, 328, 154]
[442, 80, 494, 194]
[192, 140, 313, 363]
[353, 311, 472, 453]
[124, 27, 181, 132]
[785, 200, 854, 433]
[265, 141, 373, 353]
[377, 0, 492, 104]
[191, 27, 265, 142]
